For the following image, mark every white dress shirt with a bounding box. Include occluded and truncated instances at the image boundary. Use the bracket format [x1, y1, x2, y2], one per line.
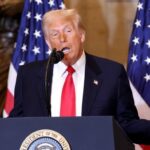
[51, 52, 86, 117]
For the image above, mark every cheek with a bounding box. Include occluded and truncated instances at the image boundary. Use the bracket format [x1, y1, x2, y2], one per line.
[70, 34, 83, 45]
[48, 39, 59, 48]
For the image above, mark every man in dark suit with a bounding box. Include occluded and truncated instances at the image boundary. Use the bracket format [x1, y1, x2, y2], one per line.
[10, 8, 150, 144]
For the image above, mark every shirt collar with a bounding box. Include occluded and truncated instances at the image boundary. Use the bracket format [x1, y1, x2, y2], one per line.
[54, 51, 86, 77]
[72, 51, 86, 75]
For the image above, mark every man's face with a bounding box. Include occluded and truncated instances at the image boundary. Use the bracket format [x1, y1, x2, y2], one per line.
[45, 17, 85, 65]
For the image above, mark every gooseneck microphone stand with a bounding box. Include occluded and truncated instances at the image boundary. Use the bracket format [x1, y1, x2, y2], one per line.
[45, 48, 64, 116]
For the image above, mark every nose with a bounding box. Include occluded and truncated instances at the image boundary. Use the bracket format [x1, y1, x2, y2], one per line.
[59, 32, 66, 42]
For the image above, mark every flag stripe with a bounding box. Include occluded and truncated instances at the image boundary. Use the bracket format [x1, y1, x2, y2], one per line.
[4, 90, 14, 115]
[7, 63, 17, 94]
[141, 145, 150, 150]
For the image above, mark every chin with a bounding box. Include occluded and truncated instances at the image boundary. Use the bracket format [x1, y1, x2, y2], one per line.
[62, 58, 75, 66]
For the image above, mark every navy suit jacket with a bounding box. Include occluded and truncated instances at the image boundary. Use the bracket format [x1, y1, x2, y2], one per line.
[10, 53, 150, 144]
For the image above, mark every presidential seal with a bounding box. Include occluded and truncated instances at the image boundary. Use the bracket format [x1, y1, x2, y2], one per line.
[20, 129, 71, 150]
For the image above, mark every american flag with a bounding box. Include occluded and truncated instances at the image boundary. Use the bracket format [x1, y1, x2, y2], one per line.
[3, 0, 65, 117]
[127, 0, 150, 149]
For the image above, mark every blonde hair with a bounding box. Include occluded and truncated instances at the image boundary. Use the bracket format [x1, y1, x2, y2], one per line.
[42, 9, 85, 38]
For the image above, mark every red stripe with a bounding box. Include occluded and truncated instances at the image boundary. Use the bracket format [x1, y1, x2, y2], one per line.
[4, 90, 14, 115]
[141, 145, 150, 150]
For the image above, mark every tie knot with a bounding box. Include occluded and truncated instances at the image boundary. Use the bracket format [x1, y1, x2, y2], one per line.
[67, 66, 75, 74]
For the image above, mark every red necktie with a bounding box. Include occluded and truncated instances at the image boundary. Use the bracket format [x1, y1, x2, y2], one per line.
[60, 66, 76, 116]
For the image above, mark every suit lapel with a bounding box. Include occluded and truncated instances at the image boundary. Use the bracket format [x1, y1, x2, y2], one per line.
[82, 54, 102, 115]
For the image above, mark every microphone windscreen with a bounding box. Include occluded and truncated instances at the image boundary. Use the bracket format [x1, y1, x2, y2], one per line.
[50, 49, 64, 64]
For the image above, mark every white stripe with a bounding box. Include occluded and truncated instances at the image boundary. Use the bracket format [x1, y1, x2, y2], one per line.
[3, 110, 8, 118]
[7, 63, 17, 96]
[134, 144, 143, 150]
[129, 81, 150, 120]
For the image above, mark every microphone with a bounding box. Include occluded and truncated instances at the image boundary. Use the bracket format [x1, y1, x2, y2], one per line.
[44, 48, 65, 116]
[49, 48, 64, 64]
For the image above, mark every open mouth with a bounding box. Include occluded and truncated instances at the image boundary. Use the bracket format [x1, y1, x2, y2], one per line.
[61, 47, 70, 54]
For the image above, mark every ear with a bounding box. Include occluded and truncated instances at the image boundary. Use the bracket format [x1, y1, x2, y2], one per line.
[80, 31, 85, 43]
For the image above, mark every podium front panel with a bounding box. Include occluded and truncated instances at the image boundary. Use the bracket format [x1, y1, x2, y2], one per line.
[0, 116, 134, 150]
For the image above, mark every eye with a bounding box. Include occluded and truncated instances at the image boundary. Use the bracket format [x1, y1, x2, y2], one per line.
[49, 31, 59, 38]
[65, 27, 72, 33]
